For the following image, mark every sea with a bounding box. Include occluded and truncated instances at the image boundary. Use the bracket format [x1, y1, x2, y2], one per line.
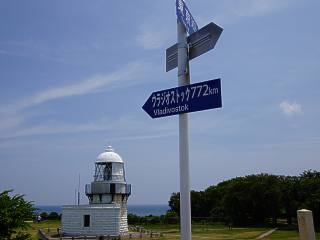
[35, 204, 170, 216]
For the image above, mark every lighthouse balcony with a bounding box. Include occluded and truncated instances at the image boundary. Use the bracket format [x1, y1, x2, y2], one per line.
[85, 183, 131, 196]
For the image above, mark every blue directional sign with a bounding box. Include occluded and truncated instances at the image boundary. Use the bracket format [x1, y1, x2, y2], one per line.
[176, 0, 198, 35]
[143, 79, 222, 118]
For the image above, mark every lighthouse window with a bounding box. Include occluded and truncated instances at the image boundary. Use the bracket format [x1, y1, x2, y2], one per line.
[83, 215, 90, 227]
[104, 162, 112, 181]
[112, 163, 124, 181]
[94, 164, 104, 181]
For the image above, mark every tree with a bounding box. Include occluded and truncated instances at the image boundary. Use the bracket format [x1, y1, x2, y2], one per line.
[0, 190, 35, 240]
[168, 192, 180, 215]
[191, 191, 208, 219]
[279, 176, 300, 225]
[48, 212, 60, 220]
[298, 170, 320, 229]
[162, 211, 178, 224]
[167, 170, 320, 227]
[40, 212, 48, 220]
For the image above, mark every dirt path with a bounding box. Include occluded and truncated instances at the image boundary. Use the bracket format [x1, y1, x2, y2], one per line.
[256, 228, 277, 239]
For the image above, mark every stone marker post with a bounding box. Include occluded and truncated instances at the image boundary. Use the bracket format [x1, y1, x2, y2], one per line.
[297, 209, 316, 240]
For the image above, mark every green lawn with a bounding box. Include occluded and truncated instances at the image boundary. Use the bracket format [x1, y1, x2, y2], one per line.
[22, 220, 320, 240]
[266, 230, 320, 240]
[134, 223, 320, 240]
[23, 220, 60, 239]
[138, 223, 270, 240]
[265, 230, 299, 240]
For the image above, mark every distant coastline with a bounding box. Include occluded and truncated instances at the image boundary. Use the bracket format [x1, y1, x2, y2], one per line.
[36, 204, 170, 216]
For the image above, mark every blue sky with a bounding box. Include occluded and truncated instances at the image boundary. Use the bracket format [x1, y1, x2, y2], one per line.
[0, 0, 319, 205]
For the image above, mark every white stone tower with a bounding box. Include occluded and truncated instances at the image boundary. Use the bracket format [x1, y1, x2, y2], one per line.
[85, 145, 131, 232]
[61, 146, 131, 237]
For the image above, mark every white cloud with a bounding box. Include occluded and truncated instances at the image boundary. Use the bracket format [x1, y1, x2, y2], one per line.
[0, 114, 22, 130]
[213, 0, 293, 25]
[3, 122, 109, 139]
[0, 116, 176, 140]
[0, 61, 148, 138]
[0, 40, 72, 64]
[135, 6, 176, 51]
[233, 0, 290, 17]
[136, 26, 174, 50]
[0, 62, 143, 114]
[279, 101, 302, 116]
[136, 31, 166, 50]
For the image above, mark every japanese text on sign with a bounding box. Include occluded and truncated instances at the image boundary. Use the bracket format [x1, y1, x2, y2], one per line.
[142, 79, 222, 118]
[151, 83, 218, 108]
[176, 0, 198, 35]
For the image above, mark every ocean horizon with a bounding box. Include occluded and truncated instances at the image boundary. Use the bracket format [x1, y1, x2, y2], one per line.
[36, 204, 170, 216]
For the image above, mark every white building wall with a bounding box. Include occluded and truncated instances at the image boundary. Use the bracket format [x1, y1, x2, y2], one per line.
[119, 203, 129, 233]
[113, 195, 129, 234]
[61, 205, 121, 236]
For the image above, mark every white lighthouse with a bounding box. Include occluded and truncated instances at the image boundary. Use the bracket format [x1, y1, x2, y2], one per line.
[61, 146, 131, 237]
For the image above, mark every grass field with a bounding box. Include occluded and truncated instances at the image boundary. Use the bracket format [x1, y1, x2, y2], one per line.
[23, 220, 320, 240]
[140, 224, 269, 240]
[23, 220, 60, 239]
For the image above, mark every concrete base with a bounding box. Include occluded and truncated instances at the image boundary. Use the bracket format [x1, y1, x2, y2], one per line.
[297, 209, 316, 240]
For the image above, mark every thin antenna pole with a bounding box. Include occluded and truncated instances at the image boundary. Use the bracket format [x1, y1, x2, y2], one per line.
[78, 174, 80, 205]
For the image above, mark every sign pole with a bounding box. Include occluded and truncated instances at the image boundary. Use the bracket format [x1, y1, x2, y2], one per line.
[144, 2, 223, 240]
[177, 19, 192, 240]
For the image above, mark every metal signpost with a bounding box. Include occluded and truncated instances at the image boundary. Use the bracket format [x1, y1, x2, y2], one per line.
[166, 22, 223, 72]
[143, 1, 223, 239]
